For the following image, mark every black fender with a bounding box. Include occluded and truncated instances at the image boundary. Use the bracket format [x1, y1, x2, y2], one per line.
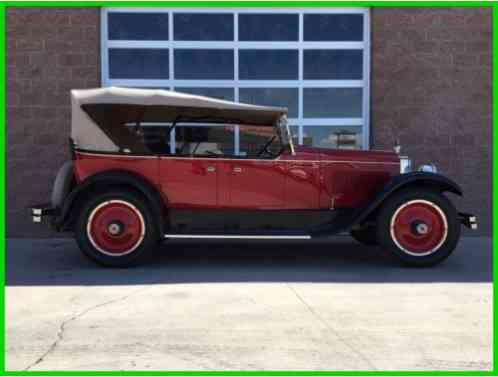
[312, 172, 463, 236]
[56, 169, 167, 234]
[351, 172, 462, 227]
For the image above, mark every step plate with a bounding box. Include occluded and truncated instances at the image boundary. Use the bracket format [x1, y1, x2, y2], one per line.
[164, 234, 311, 240]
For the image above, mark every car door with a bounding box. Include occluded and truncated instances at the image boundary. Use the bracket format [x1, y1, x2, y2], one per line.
[158, 125, 219, 208]
[159, 157, 217, 208]
[219, 158, 286, 209]
[219, 126, 286, 209]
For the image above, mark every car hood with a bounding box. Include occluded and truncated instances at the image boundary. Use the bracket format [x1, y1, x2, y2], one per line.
[293, 145, 400, 163]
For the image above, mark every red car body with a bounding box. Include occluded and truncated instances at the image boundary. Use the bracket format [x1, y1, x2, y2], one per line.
[31, 88, 477, 267]
[74, 147, 400, 211]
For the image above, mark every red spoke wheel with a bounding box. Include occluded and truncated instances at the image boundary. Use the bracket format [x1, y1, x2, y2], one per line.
[75, 191, 159, 267]
[390, 200, 447, 256]
[376, 189, 460, 267]
[87, 200, 145, 256]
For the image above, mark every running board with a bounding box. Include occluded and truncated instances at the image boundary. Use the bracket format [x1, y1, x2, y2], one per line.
[164, 234, 311, 240]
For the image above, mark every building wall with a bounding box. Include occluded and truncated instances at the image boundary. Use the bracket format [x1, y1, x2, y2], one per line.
[371, 7, 492, 235]
[6, 7, 492, 237]
[7, 7, 101, 237]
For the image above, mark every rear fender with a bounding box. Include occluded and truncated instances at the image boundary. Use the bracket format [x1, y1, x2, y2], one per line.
[56, 169, 167, 233]
[51, 161, 75, 209]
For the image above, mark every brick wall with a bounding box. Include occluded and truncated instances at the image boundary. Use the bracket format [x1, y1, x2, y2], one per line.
[7, 7, 101, 237]
[6, 7, 492, 237]
[371, 7, 492, 236]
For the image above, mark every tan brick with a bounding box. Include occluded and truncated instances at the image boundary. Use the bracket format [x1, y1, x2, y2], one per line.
[372, 7, 491, 235]
[69, 12, 99, 25]
[7, 7, 100, 237]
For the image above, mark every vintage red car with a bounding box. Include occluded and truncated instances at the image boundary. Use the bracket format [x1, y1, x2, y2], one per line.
[31, 87, 477, 267]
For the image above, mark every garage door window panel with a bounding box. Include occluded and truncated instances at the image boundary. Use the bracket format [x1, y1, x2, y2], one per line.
[174, 13, 234, 41]
[174, 49, 234, 80]
[239, 14, 298, 41]
[303, 14, 364, 41]
[239, 50, 298, 80]
[109, 49, 169, 79]
[304, 88, 363, 118]
[304, 50, 363, 80]
[108, 12, 169, 40]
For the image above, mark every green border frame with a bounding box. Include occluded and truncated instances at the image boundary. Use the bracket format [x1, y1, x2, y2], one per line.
[1, 0, 494, 375]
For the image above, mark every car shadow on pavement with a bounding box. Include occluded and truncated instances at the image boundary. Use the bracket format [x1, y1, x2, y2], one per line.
[7, 237, 491, 286]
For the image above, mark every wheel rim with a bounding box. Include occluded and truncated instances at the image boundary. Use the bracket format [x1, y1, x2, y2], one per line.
[87, 200, 145, 256]
[390, 200, 448, 256]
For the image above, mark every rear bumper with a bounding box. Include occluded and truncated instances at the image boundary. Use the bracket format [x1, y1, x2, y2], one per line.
[30, 203, 55, 224]
[459, 212, 478, 230]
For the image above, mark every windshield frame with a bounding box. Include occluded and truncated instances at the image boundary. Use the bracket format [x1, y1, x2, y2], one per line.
[276, 115, 295, 156]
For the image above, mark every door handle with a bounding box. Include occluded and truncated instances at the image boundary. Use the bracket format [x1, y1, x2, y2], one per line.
[206, 166, 216, 172]
[233, 167, 242, 173]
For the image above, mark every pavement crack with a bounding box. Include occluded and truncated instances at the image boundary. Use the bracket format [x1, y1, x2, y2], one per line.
[286, 283, 377, 370]
[24, 286, 148, 371]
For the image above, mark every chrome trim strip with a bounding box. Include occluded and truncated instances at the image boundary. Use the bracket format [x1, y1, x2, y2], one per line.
[164, 234, 311, 240]
[159, 157, 399, 165]
[76, 151, 400, 165]
[76, 151, 158, 159]
[320, 160, 400, 165]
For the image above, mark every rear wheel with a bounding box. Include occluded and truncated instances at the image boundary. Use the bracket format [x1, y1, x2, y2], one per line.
[75, 190, 159, 267]
[376, 189, 460, 267]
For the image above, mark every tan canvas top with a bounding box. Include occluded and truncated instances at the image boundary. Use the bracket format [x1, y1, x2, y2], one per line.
[71, 87, 287, 152]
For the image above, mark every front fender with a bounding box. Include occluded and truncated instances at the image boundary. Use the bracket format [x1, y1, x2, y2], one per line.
[56, 169, 167, 233]
[352, 172, 462, 226]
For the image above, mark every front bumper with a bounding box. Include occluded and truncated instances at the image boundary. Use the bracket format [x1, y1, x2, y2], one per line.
[30, 203, 55, 224]
[459, 212, 478, 230]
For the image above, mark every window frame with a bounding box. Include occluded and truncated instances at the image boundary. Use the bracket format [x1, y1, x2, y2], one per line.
[101, 7, 371, 150]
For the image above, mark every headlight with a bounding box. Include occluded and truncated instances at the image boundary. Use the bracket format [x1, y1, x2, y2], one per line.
[418, 163, 438, 173]
[400, 156, 411, 173]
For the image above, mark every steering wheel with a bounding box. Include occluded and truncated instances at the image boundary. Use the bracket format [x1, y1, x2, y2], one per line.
[257, 136, 277, 158]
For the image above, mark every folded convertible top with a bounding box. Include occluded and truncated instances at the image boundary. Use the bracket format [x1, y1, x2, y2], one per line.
[71, 87, 288, 153]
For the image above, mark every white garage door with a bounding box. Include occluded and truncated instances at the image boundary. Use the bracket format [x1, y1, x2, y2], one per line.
[101, 7, 370, 152]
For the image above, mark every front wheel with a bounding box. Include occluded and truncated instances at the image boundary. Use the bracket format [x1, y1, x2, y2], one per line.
[376, 189, 460, 267]
[75, 190, 159, 267]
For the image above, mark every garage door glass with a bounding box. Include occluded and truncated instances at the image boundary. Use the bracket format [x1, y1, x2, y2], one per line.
[103, 8, 370, 151]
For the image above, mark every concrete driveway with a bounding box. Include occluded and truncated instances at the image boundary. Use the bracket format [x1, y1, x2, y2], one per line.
[6, 237, 492, 371]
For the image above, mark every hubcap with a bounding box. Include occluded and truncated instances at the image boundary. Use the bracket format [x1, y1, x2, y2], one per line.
[87, 200, 145, 256]
[415, 222, 429, 235]
[411, 220, 429, 235]
[107, 221, 124, 236]
[390, 200, 448, 256]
